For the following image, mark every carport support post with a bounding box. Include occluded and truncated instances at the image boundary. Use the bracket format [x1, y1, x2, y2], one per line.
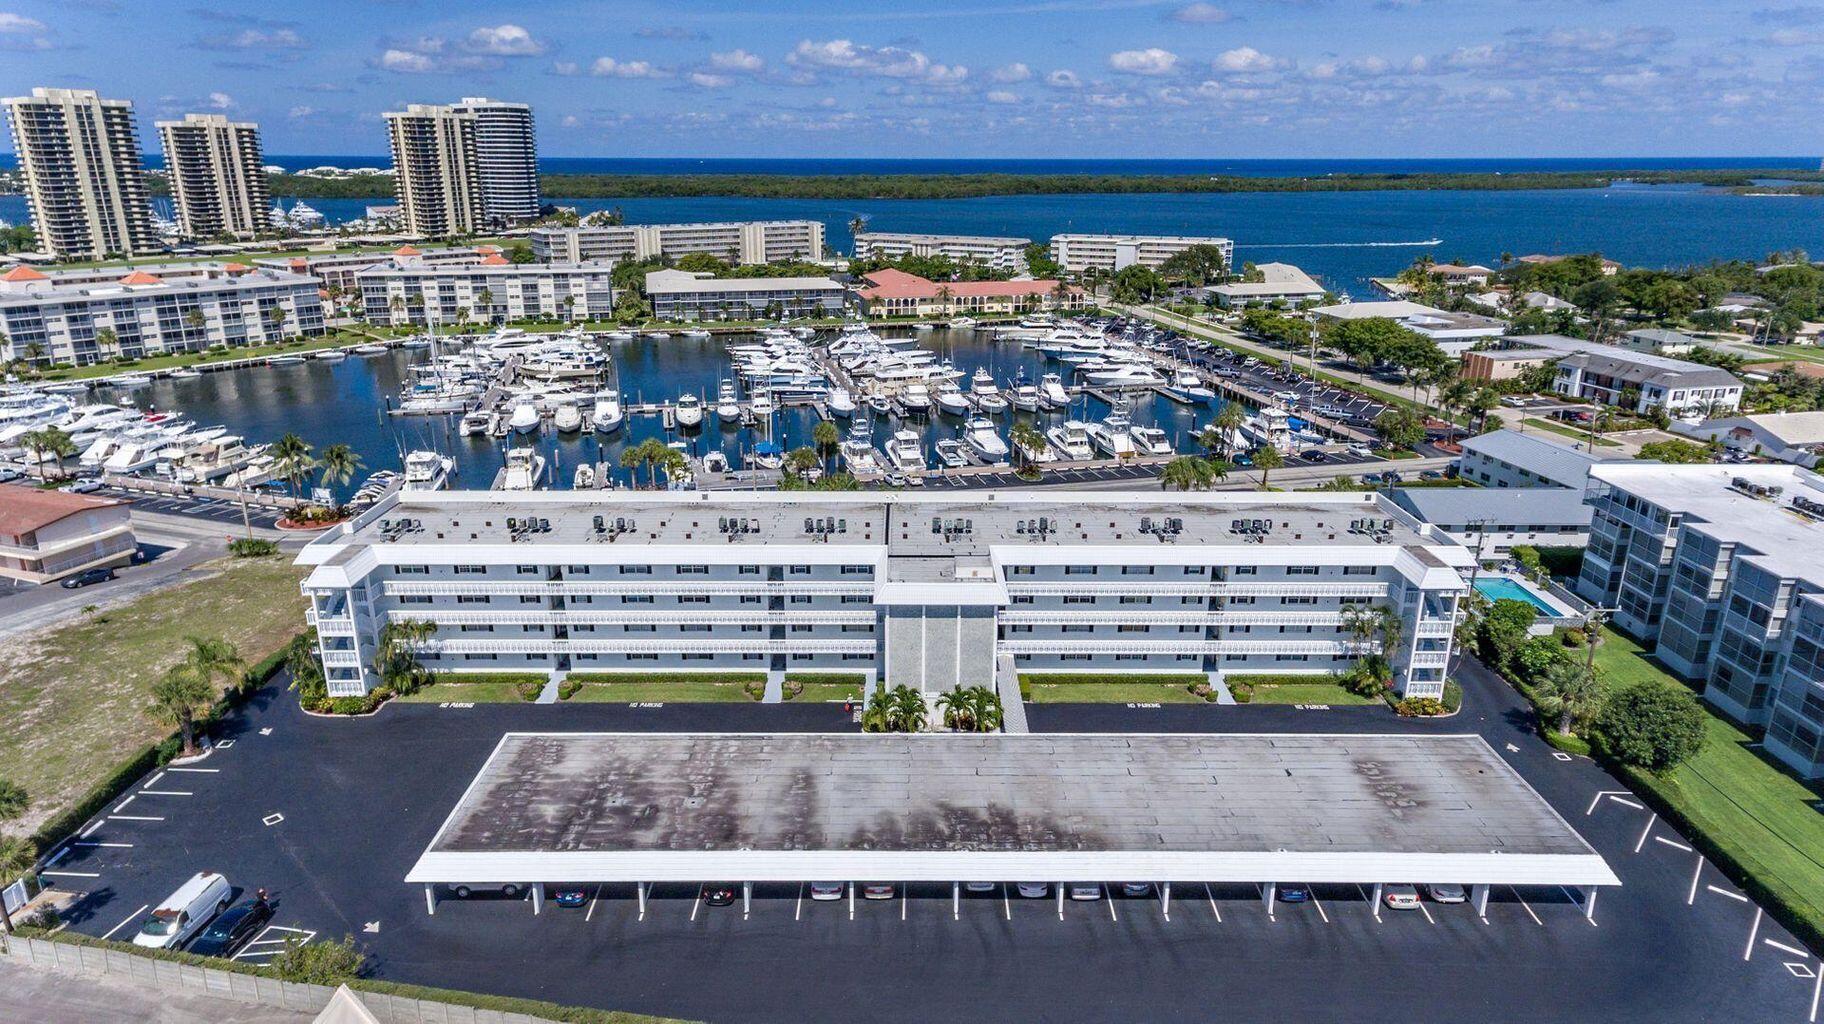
[1583, 885, 1599, 923]
[743, 882, 751, 917]
[952, 881, 959, 919]
[1371, 882, 1383, 919]
[424, 884, 436, 916]
[1261, 882, 1275, 914]
[1472, 884, 1490, 919]
[531, 884, 543, 915]
[637, 882, 647, 917]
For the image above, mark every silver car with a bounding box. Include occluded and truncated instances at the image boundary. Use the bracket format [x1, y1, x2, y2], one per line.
[1015, 882, 1049, 899]
[1426, 883, 1467, 904]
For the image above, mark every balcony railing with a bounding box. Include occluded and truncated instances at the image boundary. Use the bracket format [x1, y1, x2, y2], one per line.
[397, 608, 876, 627]
[997, 638, 1347, 656]
[997, 609, 1348, 627]
[1004, 581, 1388, 598]
[1414, 620, 1455, 638]
[1408, 651, 1452, 668]
[425, 637, 875, 656]
[384, 580, 875, 598]
[320, 649, 363, 668]
[316, 615, 358, 637]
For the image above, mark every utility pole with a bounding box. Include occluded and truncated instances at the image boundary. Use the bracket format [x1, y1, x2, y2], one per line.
[1463, 518, 1492, 597]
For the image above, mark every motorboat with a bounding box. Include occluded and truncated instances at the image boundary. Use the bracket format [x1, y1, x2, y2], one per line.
[399, 337, 431, 350]
[913, 322, 935, 332]
[1039, 373, 1071, 409]
[675, 392, 704, 429]
[647, 331, 672, 341]
[1162, 368, 1216, 405]
[935, 382, 972, 416]
[604, 330, 635, 342]
[552, 400, 583, 433]
[1009, 377, 1043, 412]
[750, 390, 775, 420]
[900, 384, 932, 414]
[109, 374, 152, 389]
[267, 355, 305, 366]
[498, 447, 545, 490]
[884, 429, 926, 473]
[867, 392, 892, 415]
[749, 441, 784, 471]
[839, 420, 882, 476]
[702, 450, 730, 474]
[169, 369, 203, 380]
[1130, 425, 1173, 457]
[574, 463, 597, 489]
[401, 450, 454, 491]
[827, 388, 856, 417]
[948, 316, 977, 329]
[1241, 405, 1297, 454]
[354, 344, 389, 356]
[683, 328, 712, 339]
[591, 389, 624, 433]
[1079, 364, 1167, 389]
[313, 349, 347, 362]
[1087, 399, 1137, 458]
[963, 416, 1009, 464]
[969, 369, 1009, 414]
[460, 410, 493, 436]
[508, 402, 541, 434]
[716, 380, 742, 423]
[935, 439, 967, 469]
[1046, 420, 1095, 460]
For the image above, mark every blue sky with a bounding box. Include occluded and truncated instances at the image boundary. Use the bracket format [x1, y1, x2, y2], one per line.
[0, 0, 1808, 158]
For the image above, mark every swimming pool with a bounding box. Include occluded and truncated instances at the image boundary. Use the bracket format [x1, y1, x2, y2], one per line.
[1474, 576, 1564, 616]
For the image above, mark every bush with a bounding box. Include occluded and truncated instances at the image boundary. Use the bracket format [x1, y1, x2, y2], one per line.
[566, 671, 765, 684]
[1544, 730, 1592, 756]
[1187, 681, 1216, 702]
[1441, 679, 1463, 713]
[270, 934, 366, 985]
[742, 679, 766, 701]
[326, 696, 373, 715]
[779, 679, 805, 700]
[783, 672, 869, 686]
[557, 678, 583, 700]
[1394, 697, 1446, 717]
[515, 678, 545, 701]
[1227, 680, 1254, 703]
[1593, 682, 1708, 771]
[228, 538, 279, 558]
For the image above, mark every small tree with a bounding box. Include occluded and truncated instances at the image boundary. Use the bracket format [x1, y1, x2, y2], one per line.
[0, 833, 34, 934]
[1160, 455, 1214, 491]
[375, 619, 436, 695]
[1252, 445, 1283, 490]
[1594, 683, 1707, 772]
[146, 665, 216, 757]
[1538, 659, 1604, 736]
[812, 420, 841, 473]
[269, 934, 366, 984]
[182, 636, 245, 699]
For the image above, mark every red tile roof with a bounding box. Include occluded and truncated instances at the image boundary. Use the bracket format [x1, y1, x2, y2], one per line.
[1, 265, 49, 282]
[0, 485, 124, 538]
[857, 268, 1080, 300]
[479, 254, 510, 266]
[393, 245, 422, 257]
[118, 270, 161, 285]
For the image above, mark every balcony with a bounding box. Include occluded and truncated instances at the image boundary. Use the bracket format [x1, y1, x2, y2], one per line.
[1408, 651, 1452, 669]
[996, 638, 1347, 656]
[1004, 581, 1388, 599]
[399, 608, 875, 627]
[320, 649, 363, 669]
[316, 615, 358, 637]
[1414, 620, 1455, 638]
[425, 637, 875, 656]
[384, 580, 875, 598]
[998, 609, 1347, 627]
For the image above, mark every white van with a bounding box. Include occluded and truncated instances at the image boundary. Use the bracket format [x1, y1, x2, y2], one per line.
[134, 871, 232, 949]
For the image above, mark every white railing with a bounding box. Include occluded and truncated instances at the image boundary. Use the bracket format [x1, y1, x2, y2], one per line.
[998, 609, 1348, 627]
[315, 615, 358, 637]
[997, 638, 1347, 656]
[426, 637, 875, 655]
[1409, 651, 1451, 668]
[320, 649, 363, 668]
[1212, 582, 1388, 597]
[398, 608, 876, 627]
[1003, 581, 1388, 598]
[1414, 620, 1455, 638]
[385, 580, 875, 598]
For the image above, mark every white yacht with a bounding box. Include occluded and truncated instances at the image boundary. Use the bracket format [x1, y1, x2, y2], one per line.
[401, 450, 454, 491]
[1087, 401, 1137, 459]
[460, 410, 493, 437]
[716, 380, 742, 423]
[900, 383, 932, 414]
[508, 402, 541, 434]
[749, 390, 774, 420]
[840, 421, 883, 476]
[884, 429, 926, 473]
[1039, 373, 1071, 410]
[591, 389, 624, 433]
[969, 369, 1009, 414]
[935, 382, 972, 417]
[683, 328, 712, 339]
[1008, 374, 1042, 412]
[1242, 405, 1297, 454]
[675, 392, 704, 429]
[498, 447, 545, 490]
[552, 400, 583, 433]
[1130, 425, 1173, 457]
[574, 463, 597, 489]
[702, 450, 730, 474]
[963, 416, 1009, 464]
[867, 392, 892, 415]
[947, 316, 977, 329]
[648, 331, 672, 341]
[169, 368, 203, 380]
[827, 388, 856, 417]
[1079, 364, 1168, 390]
[1162, 368, 1216, 405]
[934, 439, 967, 469]
[1046, 420, 1095, 460]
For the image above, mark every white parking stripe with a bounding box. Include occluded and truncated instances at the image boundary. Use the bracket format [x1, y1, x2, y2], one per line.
[108, 815, 163, 822]
[72, 842, 131, 848]
[585, 885, 602, 923]
[1607, 795, 1645, 810]
[144, 772, 165, 789]
[1765, 938, 1811, 957]
[1633, 812, 1658, 853]
[166, 767, 219, 773]
[1310, 890, 1329, 924]
[1002, 883, 1010, 921]
[40, 870, 99, 878]
[78, 820, 104, 839]
[795, 883, 804, 922]
[1745, 908, 1763, 961]
[1204, 883, 1220, 922]
[690, 886, 702, 922]
[1105, 886, 1117, 921]
[1416, 900, 1436, 925]
[114, 796, 135, 811]
[1653, 836, 1693, 853]
[1687, 855, 1705, 905]
[100, 905, 148, 941]
[139, 790, 192, 797]
[1508, 887, 1543, 926]
[1706, 885, 1750, 903]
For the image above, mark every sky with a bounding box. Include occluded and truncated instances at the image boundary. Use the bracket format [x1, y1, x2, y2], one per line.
[0, 0, 1812, 159]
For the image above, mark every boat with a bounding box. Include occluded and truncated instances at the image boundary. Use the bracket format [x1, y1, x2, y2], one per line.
[935, 382, 972, 416]
[749, 441, 784, 471]
[169, 369, 203, 380]
[460, 410, 493, 437]
[1047, 420, 1095, 460]
[827, 388, 856, 417]
[267, 355, 305, 366]
[1087, 399, 1137, 459]
[948, 316, 977, 329]
[574, 463, 597, 489]
[900, 384, 932, 414]
[715, 380, 742, 423]
[913, 322, 935, 331]
[750, 390, 775, 420]
[1130, 425, 1173, 457]
[353, 344, 389, 356]
[648, 331, 673, 341]
[552, 400, 583, 433]
[884, 429, 926, 473]
[1009, 375, 1043, 412]
[498, 447, 545, 490]
[1079, 364, 1167, 389]
[1162, 367, 1216, 405]
[508, 402, 541, 434]
[591, 389, 624, 433]
[683, 328, 712, 339]
[867, 392, 892, 415]
[969, 369, 1009, 414]
[109, 374, 152, 389]
[675, 392, 704, 429]
[313, 349, 347, 362]
[1039, 373, 1070, 409]
[934, 439, 967, 469]
[702, 450, 730, 474]
[401, 450, 454, 491]
[839, 420, 883, 476]
[963, 416, 1009, 464]
[603, 330, 634, 342]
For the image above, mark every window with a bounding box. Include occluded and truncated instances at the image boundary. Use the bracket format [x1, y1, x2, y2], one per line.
[1065, 566, 1095, 575]
[841, 595, 870, 604]
[1287, 566, 1319, 576]
[1233, 566, 1257, 576]
[625, 625, 656, 632]
[515, 565, 538, 575]
[1062, 625, 1093, 633]
[620, 565, 651, 575]
[567, 565, 590, 575]
[1063, 596, 1095, 605]
[791, 624, 813, 633]
[455, 565, 486, 575]
[1115, 654, 1146, 661]
[1012, 595, 1034, 605]
[627, 653, 659, 661]
[1182, 566, 1206, 575]
[1118, 625, 1148, 633]
[396, 565, 429, 575]
[679, 565, 709, 575]
[1275, 654, 1309, 662]
[739, 565, 760, 575]
[790, 565, 811, 575]
[456, 595, 489, 604]
[398, 594, 431, 605]
[679, 595, 709, 604]
[1008, 625, 1033, 633]
[1122, 566, 1154, 576]
[741, 595, 764, 604]
[1120, 596, 1152, 605]
[682, 625, 711, 632]
[519, 595, 541, 605]
[1061, 654, 1091, 661]
[683, 653, 713, 661]
[790, 595, 812, 604]
[841, 565, 871, 575]
[622, 595, 654, 604]
[1009, 566, 1035, 576]
[1343, 566, 1376, 576]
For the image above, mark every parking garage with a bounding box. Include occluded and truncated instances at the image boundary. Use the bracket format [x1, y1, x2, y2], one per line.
[407, 732, 1621, 920]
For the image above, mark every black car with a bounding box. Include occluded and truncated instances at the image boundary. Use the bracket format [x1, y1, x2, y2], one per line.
[549, 885, 589, 908]
[186, 899, 271, 957]
[701, 884, 738, 907]
[59, 567, 115, 589]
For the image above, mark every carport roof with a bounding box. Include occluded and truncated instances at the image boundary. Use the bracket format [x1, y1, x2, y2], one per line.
[407, 733, 1620, 887]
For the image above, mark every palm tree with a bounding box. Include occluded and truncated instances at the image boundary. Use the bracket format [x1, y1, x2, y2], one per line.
[887, 685, 928, 732]
[93, 327, 120, 363]
[23, 341, 46, 366]
[1252, 445, 1283, 489]
[146, 664, 216, 757]
[935, 284, 954, 316]
[812, 420, 840, 473]
[0, 832, 33, 935]
[376, 618, 436, 695]
[317, 443, 364, 497]
[270, 432, 316, 497]
[183, 636, 245, 697]
[1160, 454, 1214, 491]
[184, 308, 207, 345]
[1009, 422, 1047, 467]
[475, 288, 495, 322]
[937, 685, 1004, 732]
[266, 307, 288, 337]
[1540, 660, 1603, 736]
[21, 426, 75, 482]
[1438, 377, 1475, 448]
[656, 447, 688, 486]
[785, 446, 820, 479]
[1210, 403, 1246, 458]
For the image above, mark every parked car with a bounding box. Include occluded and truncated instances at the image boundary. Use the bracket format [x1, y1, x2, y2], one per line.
[1382, 884, 1422, 911]
[1426, 883, 1467, 904]
[549, 886, 589, 908]
[450, 883, 521, 899]
[1068, 884, 1103, 901]
[134, 871, 232, 949]
[1419, 470, 1445, 480]
[186, 898, 272, 957]
[0, 467, 23, 483]
[861, 884, 895, 900]
[1276, 884, 1311, 903]
[60, 567, 115, 589]
[1300, 450, 1329, 463]
[60, 479, 104, 494]
[963, 882, 997, 893]
[701, 885, 738, 907]
[809, 882, 844, 901]
[1016, 882, 1050, 899]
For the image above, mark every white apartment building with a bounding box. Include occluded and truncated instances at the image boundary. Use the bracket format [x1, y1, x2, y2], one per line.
[1050, 233, 1235, 274]
[254, 244, 500, 293]
[357, 258, 616, 325]
[295, 491, 1471, 701]
[1455, 429, 1627, 490]
[450, 97, 539, 226]
[643, 269, 847, 321]
[530, 221, 825, 266]
[1310, 300, 1508, 358]
[3, 88, 159, 259]
[155, 114, 271, 239]
[384, 104, 483, 238]
[1577, 464, 1824, 778]
[852, 232, 1031, 272]
[0, 262, 325, 365]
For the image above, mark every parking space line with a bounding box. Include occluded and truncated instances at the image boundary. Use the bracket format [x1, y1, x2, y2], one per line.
[1706, 885, 1750, 903]
[167, 767, 219, 773]
[1633, 812, 1659, 853]
[1766, 938, 1811, 957]
[1653, 836, 1693, 853]
[1416, 900, 1436, 925]
[40, 870, 99, 878]
[1607, 794, 1645, 811]
[72, 841, 131, 848]
[1310, 890, 1329, 924]
[115, 795, 135, 811]
[78, 820, 104, 838]
[585, 884, 602, 923]
[1106, 886, 1117, 922]
[1813, 963, 1823, 1023]
[1508, 887, 1543, 925]
[139, 790, 192, 797]
[1204, 883, 1220, 922]
[108, 814, 163, 822]
[1687, 854, 1706, 905]
[233, 926, 315, 961]
[690, 885, 703, 922]
[795, 883, 804, 922]
[144, 772, 165, 789]
[901, 885, 907, 922]
[1744, 908, 1763, 961]
[100, 905, 148, 941]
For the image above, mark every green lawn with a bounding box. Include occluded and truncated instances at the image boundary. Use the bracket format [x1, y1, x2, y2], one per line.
[1020, 673, 1209, 704]
[1239, 681, 1378, 706]
[34, 329, 384, 382]
[1522, 417, 1622, 447]
[567, 681, 758, 702]
[1592, 627, 1681, 692]
[396, 680, 530, 703]
[787, 683, 865, 702]
[0, 556, 306, 834]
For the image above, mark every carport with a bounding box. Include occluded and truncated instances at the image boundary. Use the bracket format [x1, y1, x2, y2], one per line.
[407, 733, 1619, 921]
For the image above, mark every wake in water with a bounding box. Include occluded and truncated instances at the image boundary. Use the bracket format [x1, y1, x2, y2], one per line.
[1238, 238, 1443, 248]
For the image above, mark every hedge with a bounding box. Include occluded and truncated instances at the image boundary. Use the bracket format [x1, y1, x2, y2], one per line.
[566, 671, 766, 684]
[1017, 672, 1207, 686]
[782, 672, 869, 686]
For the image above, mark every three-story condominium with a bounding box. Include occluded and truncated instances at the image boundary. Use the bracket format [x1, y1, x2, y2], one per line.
[3, 88, 159, 259]
[853, 232, 1032, 273]
[529, 221, 825, 266]
[449, 97, 539, 226]
[1576, 463, 1824, 778]
[384, 104, 483, 238]
[1050, 233, 1235, 274]
[155, 113, 271, 239]
[357, 252, 615, 325]
[296, 490, 1470, 701]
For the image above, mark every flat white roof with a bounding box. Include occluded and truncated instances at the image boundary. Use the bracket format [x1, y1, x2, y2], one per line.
[406, 733, 1619, 886]
[1590, 463, 1824, 584]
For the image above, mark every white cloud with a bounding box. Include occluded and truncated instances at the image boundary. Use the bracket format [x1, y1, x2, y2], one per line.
[207, 91, 234, 110]
[379, 48, 435, 73]
[1213, 46, 1282, 73]
[591, 56, 663, 78]
[560, 114, 581, 128]
[0, 12, 45, 32]
[203, 27, 306, 51]
[710, 48, 764, 73]
[1170, 3, 1231, 24]
[991, 62, 1032, 83]
[1109, 48, 1178, 75]
[788, 38, 967, 85]
[551, 60, 579, 76]
[986, 89, 1021, 104]
[466, 24, 544, 56]
[1045, 68, 1083, 88]
[287, 105, 316, 119]
[690, 72, 733, 88]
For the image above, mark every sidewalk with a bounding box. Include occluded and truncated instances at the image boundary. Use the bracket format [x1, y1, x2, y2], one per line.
[0, 957, 313, 1024]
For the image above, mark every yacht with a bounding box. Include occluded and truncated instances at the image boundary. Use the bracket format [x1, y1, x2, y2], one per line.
[1130, 425, 1173, 457]
[102, 439, 162, 474]
[498, 447, 545, 490]
[353, 344, 389, 356]
[900, 384, 932, 415]
[1162, 368, 1216, 405]
[1079, 364, 1168, 390]
[604, 329, 635, 342]
[1241, 405, 1296, 454]
[683, 328, 712, 340]
[1008, 374, 1043, 412]
[1046, 420, 1095, 461]
[702, 450, 730, 474]
[935, 382, 972, 416]
[947, 316, 977, 329]
[827, 388, 856, 417]
[508, 402, 541, 434]
[934, 439, 967, 469]
[267, 355, 305, 366]
[962, 416, 1009, 464]
[591, 389, 624, 434]
[314, 349, 347, 362]
[675, 392, 704, 429]
[840, 420, 883, 476]
[648, 331, 673, 341]
[749, 390, 775, 420]
[1039, 373, 1071, 410]
[552, 400, 583, 433]
[867, 392, 892, 415]
[716, 380, 742, 424]
[401, 450, 454, 491]
[884, 429, 926, 473]
[574, 463, 597, 489]
[913, 322, 935, 332]
[169, 368, 203, 380]
[1087, 401, 1137, 459]
[749, 441, 784, 471]
[460, 410, 493, 437]
[969, 369, 1009, 414]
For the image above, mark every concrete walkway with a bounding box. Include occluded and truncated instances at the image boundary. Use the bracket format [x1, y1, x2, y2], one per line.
[0, 958, 313, 1024]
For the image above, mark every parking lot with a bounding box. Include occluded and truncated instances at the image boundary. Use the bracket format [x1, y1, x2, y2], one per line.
[40, 661, 1821, 1024]
[94, 485, 288, 532]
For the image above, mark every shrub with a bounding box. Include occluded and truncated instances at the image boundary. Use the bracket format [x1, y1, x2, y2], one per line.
[269, 934, 366, 985]
[327, 696, 371, 715]
[557, 678, 583, 700]
[515, 678, 545, 701]
[1442, 679, 1463, 713]
[1544, 730, 1591, 756]
[1227, 680, 1254, 703]
[742, 679, 766, 701]
[780, 679, 805, 700]
[1188, 681, 1215, 702]
[1394, 697, 1446, 717]
[228, 538, 279, 558]
[1593, 682, 1708, 772]
[783, 672, 869, 686]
